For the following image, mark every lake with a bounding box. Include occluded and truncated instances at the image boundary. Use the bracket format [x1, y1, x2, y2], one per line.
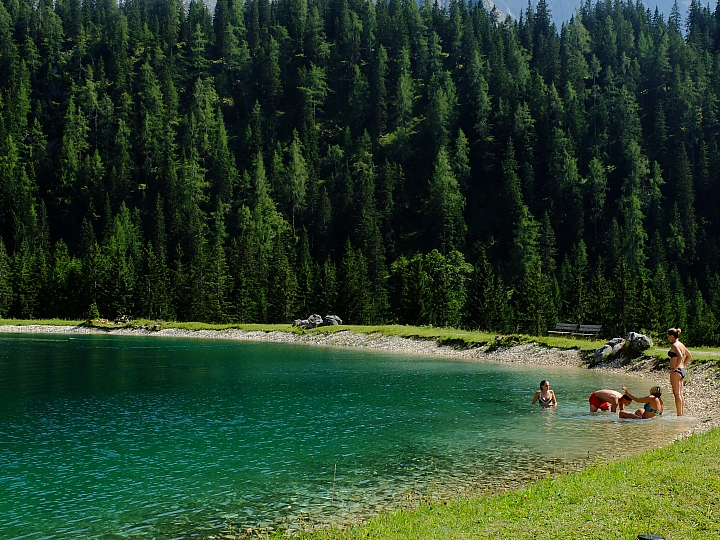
[0, 333, 696, 539]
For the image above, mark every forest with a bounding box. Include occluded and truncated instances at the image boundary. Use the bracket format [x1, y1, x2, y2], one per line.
[1, 0, 720, 344]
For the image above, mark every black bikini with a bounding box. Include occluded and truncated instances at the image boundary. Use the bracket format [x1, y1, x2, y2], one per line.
[538, 396, 553, 406]
[668, 351, 686, 378]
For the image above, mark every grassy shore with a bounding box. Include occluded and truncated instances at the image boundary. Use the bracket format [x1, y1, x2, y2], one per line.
[297, 428, 720, 540]
[4, 317, 720, 364]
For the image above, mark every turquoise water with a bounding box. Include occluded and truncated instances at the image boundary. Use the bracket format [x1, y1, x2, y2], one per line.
[0, 334, 696, 539]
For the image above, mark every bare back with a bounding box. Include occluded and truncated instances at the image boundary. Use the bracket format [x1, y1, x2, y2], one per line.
[593, 389, 623, 403]
[669, 340, 691, 370]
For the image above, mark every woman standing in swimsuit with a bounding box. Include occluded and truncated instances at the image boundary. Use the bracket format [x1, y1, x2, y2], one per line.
[668, 328, 691, 416]
[619, 385, 663, 419]
[532, 380, 558, 408]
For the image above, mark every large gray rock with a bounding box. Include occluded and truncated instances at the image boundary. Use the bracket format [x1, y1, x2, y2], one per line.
[623, 331, 653, 357]
[293, 314, 343, 329]
[593, 344, 614, 365]
[593, 332, 652, 364]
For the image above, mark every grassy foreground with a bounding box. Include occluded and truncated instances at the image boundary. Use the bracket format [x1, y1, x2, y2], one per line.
[298, 429, 720, 540]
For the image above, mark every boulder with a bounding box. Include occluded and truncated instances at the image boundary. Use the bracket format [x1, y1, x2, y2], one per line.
[323, 315, 342, 325]
[623, 331, 653, 358]
[593, 332, 653, 364]
[593, 344, 614, 365]
[308, 314, 323, 326]
[293, 314, 343, 329]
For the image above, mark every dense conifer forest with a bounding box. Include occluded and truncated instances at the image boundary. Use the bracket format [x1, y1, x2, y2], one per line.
[2, 0, 720, 343]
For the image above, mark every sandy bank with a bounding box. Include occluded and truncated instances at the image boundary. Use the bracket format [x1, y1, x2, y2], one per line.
[2, 323, 718, 434]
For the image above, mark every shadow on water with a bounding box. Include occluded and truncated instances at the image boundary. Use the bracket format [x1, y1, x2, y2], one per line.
[0, 334, 699, 539]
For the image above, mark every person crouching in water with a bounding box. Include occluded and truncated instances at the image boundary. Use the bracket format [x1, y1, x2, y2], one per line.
[619, 385, 663, 419]
[589, 389, 632, 412]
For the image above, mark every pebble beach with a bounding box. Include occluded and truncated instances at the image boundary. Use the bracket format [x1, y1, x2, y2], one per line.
[2, 323, 718, 435]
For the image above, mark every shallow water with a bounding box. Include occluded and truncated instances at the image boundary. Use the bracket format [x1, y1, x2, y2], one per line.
[0, 334, 696, 538]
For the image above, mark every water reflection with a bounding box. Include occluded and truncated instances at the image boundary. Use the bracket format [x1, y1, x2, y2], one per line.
[0, 334, 699, 539]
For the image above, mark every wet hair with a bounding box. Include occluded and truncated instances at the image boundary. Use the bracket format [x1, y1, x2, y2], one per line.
[650, 386, 662, 397]
[621, 394, 632, 403]
[667, 328, 682, 339]
[540, 380, 549, 389]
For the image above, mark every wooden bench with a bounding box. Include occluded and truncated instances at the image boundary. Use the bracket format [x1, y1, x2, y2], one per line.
[572, 324, 602, 338]
[548, 323, 578, 336]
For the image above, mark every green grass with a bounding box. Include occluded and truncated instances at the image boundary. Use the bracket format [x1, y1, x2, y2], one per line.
[296, 428, 720, 540]
[0, 318, 83, 326]
[3, 317, 720, 367]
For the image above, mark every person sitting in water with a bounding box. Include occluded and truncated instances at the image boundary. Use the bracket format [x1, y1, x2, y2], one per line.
[532, 380, 558, 407]
[618, 385, 663, 419]
[589, 389, 632, 412]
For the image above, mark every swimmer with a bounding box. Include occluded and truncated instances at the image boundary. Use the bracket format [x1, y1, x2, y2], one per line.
[532, 380, 558, 407]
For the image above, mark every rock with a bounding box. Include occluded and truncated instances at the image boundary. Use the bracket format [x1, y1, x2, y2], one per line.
[293, 314, 342, 329]
[593, 344, 613, 365]
[593, 332, 653, 364]
[623, 331, 653, 358]
[324, 315, 342, 325]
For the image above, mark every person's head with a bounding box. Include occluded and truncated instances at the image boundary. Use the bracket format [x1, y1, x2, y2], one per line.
[650, 386, 662, 397]
[667, 328, 681, 342]
[620, 394, 632, 406]
[540, 380, 550, 390]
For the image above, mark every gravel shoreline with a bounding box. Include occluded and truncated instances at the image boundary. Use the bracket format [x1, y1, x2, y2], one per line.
[2, 323, 718, 435]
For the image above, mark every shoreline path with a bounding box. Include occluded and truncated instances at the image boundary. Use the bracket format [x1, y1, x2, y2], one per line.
[2, 324, 718, 436]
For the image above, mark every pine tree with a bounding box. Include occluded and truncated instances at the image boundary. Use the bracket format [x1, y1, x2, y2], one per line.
[559, 241, 590, 325]
[287, 131, 308, 237]
[266, 234, 297, 322]
[619, 139, 649, 276]
[514, 258, 554, 336]
[0, 237, 12, 317]
[313, 256, 338, 316]
[339, 240, 373, 324]
[465, 249, 512, 332]
[421, 250, 471, 328]
[428, 146, 466, 254]
[687, 282, 719, 345]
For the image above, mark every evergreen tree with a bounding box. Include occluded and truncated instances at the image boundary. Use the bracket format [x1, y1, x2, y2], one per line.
[514, 258, 554, 336]
[422, 250, 471, 328]
[428, 146, 466, 253]
[339, 240, 373, 324]
[390, 254, 426, 326]
[465, 249, 512, 332]
[0, 237, 12, 317]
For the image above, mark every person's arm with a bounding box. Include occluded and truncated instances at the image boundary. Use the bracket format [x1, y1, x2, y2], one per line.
[531, 391, 540, 404]
[685, 346, 692, 364]
[551, 390, 558, 406]
[621, 386, 653, 403]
